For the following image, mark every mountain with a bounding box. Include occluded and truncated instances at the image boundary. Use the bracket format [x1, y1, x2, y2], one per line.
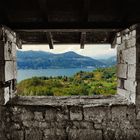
[17, 51, 106, 69]
[99, 56, 117, 66]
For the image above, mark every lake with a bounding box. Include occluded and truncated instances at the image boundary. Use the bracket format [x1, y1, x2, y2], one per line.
[17, 68, 95, 82]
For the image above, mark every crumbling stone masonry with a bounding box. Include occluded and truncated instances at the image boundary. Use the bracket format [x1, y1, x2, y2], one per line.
[1, 25, 140, 140]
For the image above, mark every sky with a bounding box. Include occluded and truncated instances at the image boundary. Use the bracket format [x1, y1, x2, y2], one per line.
[19, 44, 116, 59]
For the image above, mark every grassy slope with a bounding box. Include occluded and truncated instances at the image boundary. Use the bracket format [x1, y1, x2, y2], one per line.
[17, 66, 117, 96]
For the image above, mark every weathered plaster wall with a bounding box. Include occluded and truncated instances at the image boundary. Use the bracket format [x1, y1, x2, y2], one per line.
[1, 25, 140, 140]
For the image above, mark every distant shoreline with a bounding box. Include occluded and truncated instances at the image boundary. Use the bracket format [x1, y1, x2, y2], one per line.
[17, 68, 96, 82]
[17, 67, 98, 70]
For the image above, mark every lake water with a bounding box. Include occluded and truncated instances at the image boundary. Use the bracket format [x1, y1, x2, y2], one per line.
[17, 68, 95, 82]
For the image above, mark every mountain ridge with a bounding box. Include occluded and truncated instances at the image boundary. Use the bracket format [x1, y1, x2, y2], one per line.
[17, 50, 115, 69]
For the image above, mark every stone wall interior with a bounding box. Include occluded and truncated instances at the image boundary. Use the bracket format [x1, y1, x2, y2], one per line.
[117, 26, 137, 103]
[1, 25, 140, 140]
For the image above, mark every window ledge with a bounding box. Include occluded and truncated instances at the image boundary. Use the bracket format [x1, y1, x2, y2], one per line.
[8, 94, 133, 107]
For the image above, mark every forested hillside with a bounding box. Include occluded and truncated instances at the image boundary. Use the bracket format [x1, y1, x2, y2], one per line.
[17, 66, 117, 96]
[17, 51, 106, 69]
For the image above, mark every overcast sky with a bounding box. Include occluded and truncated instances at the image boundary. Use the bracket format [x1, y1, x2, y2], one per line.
[20, 44, 116, 59]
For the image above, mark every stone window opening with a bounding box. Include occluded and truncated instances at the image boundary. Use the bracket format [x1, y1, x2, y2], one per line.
[0, 24, 139, 106]
[16, 44, 117, 97]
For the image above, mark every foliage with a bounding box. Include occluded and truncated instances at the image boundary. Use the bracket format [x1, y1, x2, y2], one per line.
[17, 66, 117, 96]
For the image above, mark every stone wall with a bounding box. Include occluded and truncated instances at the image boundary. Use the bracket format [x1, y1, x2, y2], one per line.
[2, 97, 140, 140]
[0, 26, 21, 105]
[117, 25, 137, 103]
[1, 25, 140, 140]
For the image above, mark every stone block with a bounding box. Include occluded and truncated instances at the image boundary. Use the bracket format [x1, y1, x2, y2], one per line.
[136, 111, 140, 120]
[4, 87, 10, 104]
[80, 121, 94, 129]
[32, 120, 39, 127]
[39, 122, 50, 129]
[14, 61, 17, 79]
[118, 41, 125, 51]
[12, 123, 21, 130]
[11, 131, 24, 140]
[117, 88, 130, 100]
[130, 37, 136, 47]
[116, 36, 122, 45]
[44, 128, 55, 137]
[70, 107, 83, 121]
[5, 61, 15, 81]
[4, 27, 17, 43]
[23, 121, 33, 128]
[124, 79, 137, 92]
[125, 33, 129, 40]
[111, 106, 127, 121]
[84, 107, 110, 123]
[72, 121, 94, 129]
[117, 64, 128, 79]
[124, 33, 136, 48]
[127, 106, 136, 121]
[11, 106, 22, 115]
[0, 130, 7, 140]
[0, 87, 10, 105]
[128, 64, 136, 79]
[122, 41, 127, 50]
[117, 49, 125, 64]
[68, 129, 102, 140]
[132, 30, 136, 37]
[129, 91, 136, 103]
[34, 112, 43, 121]
[21, 109, 34, 121]
[94, 123, 102, 129]
[45, 109, 56, 121]
[56, 107, 69, 122]
[122, 47, 136, 64]
[25, 129, 42, 140]
[0, 61, 16, 82]
[0, 41, 17, 61]
[122, 34, 126, 42]
[134, 120, 140, 129]
[56, 129, 66, 136]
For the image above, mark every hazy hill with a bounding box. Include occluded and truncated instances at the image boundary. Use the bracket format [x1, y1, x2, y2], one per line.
[17, 51, 106, 69]
[99, 56, 116, 66]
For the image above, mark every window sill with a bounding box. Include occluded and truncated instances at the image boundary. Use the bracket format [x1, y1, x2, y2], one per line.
[8, 94, 133, 107]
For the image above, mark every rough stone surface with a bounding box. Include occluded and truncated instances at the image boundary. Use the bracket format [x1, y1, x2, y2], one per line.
[136, 111, 140, 120]
[124, 79, 137, 92]
[68, 129, 102, 140]
[128, 64, 136, 79]
[0, 27, 17, 106]
[11, 131, 24, 140]
[117, 27, 138, 104]
[70, 107, 83, 120]
[34, 112, 43, 121]
[25, 129, 42, 140]
[117, 64, 128, 79]
[0, 96, 139, 140]
[84, 106, 110, 123]
[122, 47, 136, 64]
